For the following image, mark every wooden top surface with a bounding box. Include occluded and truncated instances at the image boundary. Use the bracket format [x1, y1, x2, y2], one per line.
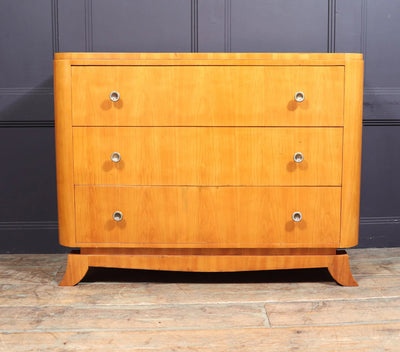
[55, 52, 363, 64]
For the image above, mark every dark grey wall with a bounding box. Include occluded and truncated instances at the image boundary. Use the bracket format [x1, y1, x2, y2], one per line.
[0, 0, 399, 253]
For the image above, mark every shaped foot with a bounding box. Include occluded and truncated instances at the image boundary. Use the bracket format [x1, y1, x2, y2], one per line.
[59, 252, 89, 286]
[328, 252, 358, 286]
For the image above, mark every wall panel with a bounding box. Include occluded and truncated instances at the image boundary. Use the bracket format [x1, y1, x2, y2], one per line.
[91, 0, 192, 52]
[363, 0, 400, 119]
[336, 0, 363, 53]
[58, 0, 86, 52]
[0, 128, 61, 253]
[0, 0, 54, 122]
[364, 0, 400, 87]
[0, 0, 54, 87]
[0, 128, 57, 221]
[230, 0, 328, 52]
[1, 0, 400, 251]
[198, 0, 225, 52]
[360, 126, 400, 217]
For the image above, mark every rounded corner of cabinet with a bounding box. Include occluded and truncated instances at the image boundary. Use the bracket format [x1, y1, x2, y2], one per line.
[58, 229, 77, 248]
[340, 239, 359, 249]
[339, 226, 360, 249]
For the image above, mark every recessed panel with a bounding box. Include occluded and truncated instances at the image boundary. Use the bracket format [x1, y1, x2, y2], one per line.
[0, 0, 53, 87]
[230, 0, 328, 52]
[365, 0, 400, 87]
[58, 0, 86, 52]
[360, 126, 400, 217]
[92, 0, 191, 52]
[0, 128, 57, 221]
[0, 0, 54, 121]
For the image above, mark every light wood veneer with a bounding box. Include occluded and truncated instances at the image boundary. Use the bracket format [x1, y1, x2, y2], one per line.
[73, 127, 343, 186]
[54, 53, 363, 286]
[74, 186, 341, 246]
[71, 66, 344, 126]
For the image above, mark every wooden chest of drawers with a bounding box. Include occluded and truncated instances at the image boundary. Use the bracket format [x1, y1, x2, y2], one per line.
[54, 53, 363, 286]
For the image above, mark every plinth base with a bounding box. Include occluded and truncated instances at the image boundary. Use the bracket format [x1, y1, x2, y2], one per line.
[59, 248, 357, 287]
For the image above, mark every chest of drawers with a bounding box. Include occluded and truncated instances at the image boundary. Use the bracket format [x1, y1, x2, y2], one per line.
[54, 53, 363, 286]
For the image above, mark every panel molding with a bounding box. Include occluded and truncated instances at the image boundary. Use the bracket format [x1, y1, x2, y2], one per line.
[359, 216, 400, 248]
[363, 119, 400, 126]
[364, 87, 400, 95]
[361, 0, 367, 59]
[327, 0, 336, 52]
[224, 0, 231, 52]
[0, 121, 55, 127]
[191, 0, 198, 52]
[51, 0, 59, 54]
[363, 87, 400, 120]
[0, 221, 58, 230]
[360, 216, 400, 225]
[0, 217, 397, 238]
[85, 0, 93, 51]
[0, 87, 53, 96]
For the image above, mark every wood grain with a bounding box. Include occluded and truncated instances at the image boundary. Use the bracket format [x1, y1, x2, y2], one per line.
[350, 259, 400, 276]
[0, 254, 66, 266]
[0, 265, 60, 285]
[0, 276, 388, 308]
[56, 52, 363, 61]
[80, 248, 336, 256]
[73, 127, 343, 186]
[1, 260, 399, 307]
[1, 324, 399, 352]
[339, 59, 364, 248]
[59, 252, 88, 286]
[74, 186, 341, 247]
[0, 304, 267, 332]
[265, 297, 400, 327]
[54, 53, 363, 285]
[1, 250, 399, 352]
[54, 59, 76, 247]
[328, 252, 358, 286]
[58, 250, 356, 286]
[71, 65, 344, 126]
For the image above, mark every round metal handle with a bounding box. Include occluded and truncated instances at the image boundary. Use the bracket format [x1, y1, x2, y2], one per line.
[110, 91, 120, 102]
[292, 211, 302, 222]
[294, 91, 305, 102]
[293, 152, 304, 163]
[111, 152, 121, 163]
[113, 211, 123, 222]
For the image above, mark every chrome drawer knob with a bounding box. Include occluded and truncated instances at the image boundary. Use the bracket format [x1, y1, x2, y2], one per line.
[111, 152, 121, 163]
[294, 91, 305, 102]
[110, 91, 120, 102]
[293, 152, 304, 163]
[113, 211, 123, 222]
[292, 211, 302, 222]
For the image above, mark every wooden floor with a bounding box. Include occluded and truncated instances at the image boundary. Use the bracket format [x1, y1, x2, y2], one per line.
[1, 248, 400, 351]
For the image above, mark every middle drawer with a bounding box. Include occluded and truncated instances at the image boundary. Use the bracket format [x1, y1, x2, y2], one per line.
[73, 127, 342, 186]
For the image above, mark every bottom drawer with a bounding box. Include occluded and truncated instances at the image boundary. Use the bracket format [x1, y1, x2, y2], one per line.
[75, 186, 341, 247]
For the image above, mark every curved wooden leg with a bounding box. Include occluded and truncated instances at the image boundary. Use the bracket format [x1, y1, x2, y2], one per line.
[59, 252, 89, 286]
[328, 252, 358, 286]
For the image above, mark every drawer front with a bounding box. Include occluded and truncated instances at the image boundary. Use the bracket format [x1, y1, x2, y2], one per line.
[71, 66, 344, 126]
[75, 186, 341, 247]
[73, 127, 343, 186]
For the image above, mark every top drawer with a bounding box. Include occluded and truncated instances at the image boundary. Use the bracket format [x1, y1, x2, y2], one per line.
[71, 66, 344, 126]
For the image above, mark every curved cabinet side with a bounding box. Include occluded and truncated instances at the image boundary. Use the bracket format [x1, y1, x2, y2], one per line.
[54, 59, 76, 247]
[340, 59, 364, 248]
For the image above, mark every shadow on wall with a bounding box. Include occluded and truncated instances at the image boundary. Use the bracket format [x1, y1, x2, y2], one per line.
[0, 77, 54, 123]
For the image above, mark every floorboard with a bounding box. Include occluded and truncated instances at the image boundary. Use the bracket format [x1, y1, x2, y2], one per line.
[0, 248, 399, 351]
